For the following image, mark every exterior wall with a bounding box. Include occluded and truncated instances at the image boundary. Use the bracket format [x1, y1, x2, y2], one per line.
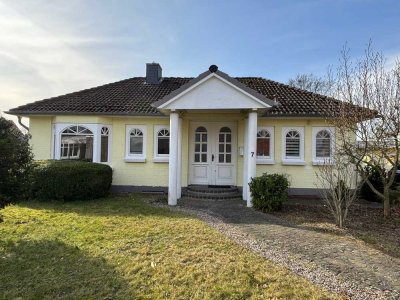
[255, 118, 332, 189]
[29, 116, 53, 160]
[28, 114, 337, 190]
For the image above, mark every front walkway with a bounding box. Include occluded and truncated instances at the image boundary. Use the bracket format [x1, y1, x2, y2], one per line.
[177, 198, 400, 299]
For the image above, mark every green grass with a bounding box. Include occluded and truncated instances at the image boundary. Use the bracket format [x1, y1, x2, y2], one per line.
[0, 195, 335, 299]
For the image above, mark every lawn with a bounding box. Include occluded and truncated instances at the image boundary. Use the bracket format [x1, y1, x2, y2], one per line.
[0, 195, 335, 299]
[272, 199, 400, 259]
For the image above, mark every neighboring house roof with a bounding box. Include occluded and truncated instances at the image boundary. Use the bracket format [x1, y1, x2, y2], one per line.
[7, 68, 354, 118]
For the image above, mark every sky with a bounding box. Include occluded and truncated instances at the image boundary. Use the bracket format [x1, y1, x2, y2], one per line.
[1, 0, 399, 126]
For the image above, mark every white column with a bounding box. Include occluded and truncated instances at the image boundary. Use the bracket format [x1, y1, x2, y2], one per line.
[168, 111, 179, 205]
[176, 117, 182, 199]
[246, 110, 258, 207]
[242, 118, 248, 201]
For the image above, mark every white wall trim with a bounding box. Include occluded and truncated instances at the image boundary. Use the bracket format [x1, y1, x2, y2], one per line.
[281, 126, 305, 165]
[125, 125, 147, 162]
[312, 126, 335, 165]
[256, 126, 274, 165]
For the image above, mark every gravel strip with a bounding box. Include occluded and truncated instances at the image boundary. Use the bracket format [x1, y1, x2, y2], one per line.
[145, 197, 398, 300]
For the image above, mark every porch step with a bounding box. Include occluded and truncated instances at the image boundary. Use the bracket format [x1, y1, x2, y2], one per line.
[182, 185, 242, 200]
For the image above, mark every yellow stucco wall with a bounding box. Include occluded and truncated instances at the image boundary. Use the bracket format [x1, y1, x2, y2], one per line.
[29, 116, 53, 160]
[28, 114, 335, 189]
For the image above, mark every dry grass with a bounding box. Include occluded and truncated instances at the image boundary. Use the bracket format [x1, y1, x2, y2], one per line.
[272, 199, 400, 259]
[0, 195, 336, 299]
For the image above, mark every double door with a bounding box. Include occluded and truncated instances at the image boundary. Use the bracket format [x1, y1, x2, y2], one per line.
[189, 122, 236, 186]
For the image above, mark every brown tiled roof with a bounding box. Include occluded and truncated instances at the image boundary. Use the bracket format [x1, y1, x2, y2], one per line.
[7, 76, 350, 117]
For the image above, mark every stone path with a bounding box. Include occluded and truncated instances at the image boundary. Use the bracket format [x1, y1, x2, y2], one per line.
[177, 198, 400, 299]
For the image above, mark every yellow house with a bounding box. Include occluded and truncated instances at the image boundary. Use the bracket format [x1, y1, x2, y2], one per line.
[7, 63, 342, 206]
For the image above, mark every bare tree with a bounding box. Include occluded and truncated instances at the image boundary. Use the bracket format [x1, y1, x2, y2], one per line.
[328, 42, 400, 218]
[315, 155, 359, 228]
[288, 72, 335, 95]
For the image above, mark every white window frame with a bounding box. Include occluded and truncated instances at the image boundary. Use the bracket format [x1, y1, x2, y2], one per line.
[53, 123, 100, 162]
[312, 127, 335, 165]
[99, 125, 112, 164]
[125, 125, 147, 163]
[153, 125, 170, 163]
[256, 126, 274, 164]
[282, 127, 305, 165]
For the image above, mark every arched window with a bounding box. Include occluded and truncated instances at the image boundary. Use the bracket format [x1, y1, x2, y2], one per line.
[100, 126, 110, 162]
[312, 127, 334, 164]
[157, 128, 170, 155]
[60, 125, 93, 161]
[315, 130, 331, 158]
[285, 130, 301, 158]
[129, 128, 144, 155]
[257, 129, 271, 158]
[218, 127, 232, 163]
[194, 127, 207, 163]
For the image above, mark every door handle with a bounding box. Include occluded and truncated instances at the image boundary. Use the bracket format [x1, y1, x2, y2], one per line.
[212, 154, 214, 162]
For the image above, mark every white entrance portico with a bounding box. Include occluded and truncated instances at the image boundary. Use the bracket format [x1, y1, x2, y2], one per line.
[152, 65, 274, 207]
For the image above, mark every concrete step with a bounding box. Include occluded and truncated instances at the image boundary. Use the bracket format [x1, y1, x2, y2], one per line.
[183, 185, 242, 200]
[186, 185, 239, 194]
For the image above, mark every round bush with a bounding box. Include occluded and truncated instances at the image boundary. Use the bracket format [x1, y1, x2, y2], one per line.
[31, 160, 112, 201]
[249, 173, 290, 211]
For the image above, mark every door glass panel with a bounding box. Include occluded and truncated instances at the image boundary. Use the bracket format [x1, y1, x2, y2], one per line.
[218, 127, 232, 164]
[194, 127, 207, 163]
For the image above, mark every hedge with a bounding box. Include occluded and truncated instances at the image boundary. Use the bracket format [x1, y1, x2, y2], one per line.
[31, 160, 112, 201]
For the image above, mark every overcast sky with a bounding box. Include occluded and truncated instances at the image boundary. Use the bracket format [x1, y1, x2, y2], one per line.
[1, 0, 399, 125]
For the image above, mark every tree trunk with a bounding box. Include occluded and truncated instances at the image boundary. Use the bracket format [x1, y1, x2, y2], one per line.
[384, 188, 391, 218]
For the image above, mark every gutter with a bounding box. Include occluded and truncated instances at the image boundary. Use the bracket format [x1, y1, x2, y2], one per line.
[18, 116, 29, 131]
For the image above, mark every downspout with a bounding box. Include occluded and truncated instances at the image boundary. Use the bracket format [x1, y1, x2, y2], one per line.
[18, 116, 29, 131]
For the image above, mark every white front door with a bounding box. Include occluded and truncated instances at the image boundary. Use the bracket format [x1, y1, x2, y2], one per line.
[189, 122, 237, 186]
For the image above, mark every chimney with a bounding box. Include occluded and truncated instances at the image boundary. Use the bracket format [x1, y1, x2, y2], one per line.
[146, 63, 162, 84]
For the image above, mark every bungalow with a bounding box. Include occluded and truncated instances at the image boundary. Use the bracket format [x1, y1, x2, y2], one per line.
[7, 63, 346, 206]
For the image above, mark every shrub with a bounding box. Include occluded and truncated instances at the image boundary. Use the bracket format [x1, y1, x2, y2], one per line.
[249, 173, 290, 211]
[360, 165, 384, 202]
[0, 117, 33, 200]
[31, 160, 112, 201]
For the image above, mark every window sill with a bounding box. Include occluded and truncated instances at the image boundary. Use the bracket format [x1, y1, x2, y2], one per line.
[124, 157, 146, 163]
[312, 160, 335, 166]
[256, 159, 275, 165]
[153, 157, 169, 163]
[282, 159, 306, 166]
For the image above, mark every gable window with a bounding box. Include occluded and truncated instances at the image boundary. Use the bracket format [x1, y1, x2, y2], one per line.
[312, 127, 335, 164]
[256, 127, 274, 164]
[282, 127, 305, 165]
[125, 125, 146, 162]
[60, 125, 94, 161]
[154, 125, 170, 162]
[100, 126, 110, 162]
